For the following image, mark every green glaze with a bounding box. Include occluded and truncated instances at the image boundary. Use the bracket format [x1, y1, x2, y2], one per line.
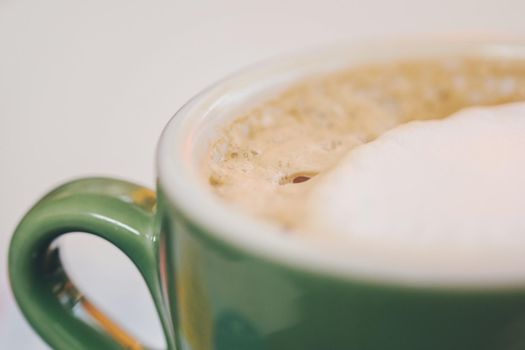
[157, 186, 525, 350]
[9, 177, 525, 350]
[9, 178, 175, 350]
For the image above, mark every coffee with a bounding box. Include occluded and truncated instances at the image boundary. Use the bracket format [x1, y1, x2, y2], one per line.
[205, 56, 525, 273]
[307, 102, 525, 247]
[13, 45, 525, 350]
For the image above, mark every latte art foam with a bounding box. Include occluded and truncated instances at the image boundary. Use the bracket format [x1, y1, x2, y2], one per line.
[207, 57, 525, 280]
[208, 57, 525, 235]
[307, 102, 525, 252]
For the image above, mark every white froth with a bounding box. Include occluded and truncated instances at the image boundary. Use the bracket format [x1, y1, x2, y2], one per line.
[308, 102, 525, 255]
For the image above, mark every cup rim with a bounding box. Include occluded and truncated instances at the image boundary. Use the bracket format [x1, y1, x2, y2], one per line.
[157, 38, 525, 290]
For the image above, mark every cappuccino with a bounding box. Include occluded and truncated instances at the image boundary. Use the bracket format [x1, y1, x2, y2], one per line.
[205, 56, 525, 276]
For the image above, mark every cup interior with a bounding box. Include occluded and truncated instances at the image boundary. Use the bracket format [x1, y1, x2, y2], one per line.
[157, 39, 525, 289]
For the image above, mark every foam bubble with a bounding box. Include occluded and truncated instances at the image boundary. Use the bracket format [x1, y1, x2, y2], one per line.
[307, 102, 525, 255]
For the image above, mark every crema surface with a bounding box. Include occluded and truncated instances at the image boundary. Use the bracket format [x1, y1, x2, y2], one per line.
[206, 57, 525, 240]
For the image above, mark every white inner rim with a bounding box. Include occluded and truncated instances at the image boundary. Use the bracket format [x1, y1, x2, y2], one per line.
[157, 40, 525, 289]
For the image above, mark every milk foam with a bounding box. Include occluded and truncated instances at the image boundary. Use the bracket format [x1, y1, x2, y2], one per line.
[307, 102, 525, 253]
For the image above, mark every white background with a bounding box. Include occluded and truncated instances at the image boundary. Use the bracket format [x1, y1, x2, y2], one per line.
[2, 0, 525, 348]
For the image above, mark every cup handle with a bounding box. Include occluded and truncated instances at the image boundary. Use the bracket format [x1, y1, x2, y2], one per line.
[9, 177, 175, 350]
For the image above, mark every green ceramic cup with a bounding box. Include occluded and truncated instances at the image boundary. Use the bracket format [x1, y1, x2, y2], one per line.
[9, 41, 525, 350]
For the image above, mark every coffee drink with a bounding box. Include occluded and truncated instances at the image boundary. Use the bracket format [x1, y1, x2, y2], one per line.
[12, 46, 525, 350]
[205, 56, 525, 277]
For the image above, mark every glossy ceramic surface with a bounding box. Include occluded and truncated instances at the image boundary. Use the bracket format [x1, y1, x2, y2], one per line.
[9, 42, 525, 350]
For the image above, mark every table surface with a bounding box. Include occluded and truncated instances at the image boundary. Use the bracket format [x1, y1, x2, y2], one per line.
[2, 0, 525, 348]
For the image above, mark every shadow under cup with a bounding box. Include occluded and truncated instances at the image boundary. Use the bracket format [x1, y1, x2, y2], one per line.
[10, 41, 525, 350]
